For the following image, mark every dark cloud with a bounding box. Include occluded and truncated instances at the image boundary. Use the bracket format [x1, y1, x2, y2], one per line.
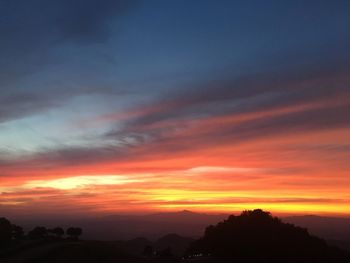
[1, 146, 123, 171]
[1, 0, 133, 47]
[0, 85, 127, 123]
[0, 0, 131, 76]
[119, 63, 350, 129]
[0, 92, 58, 123]
[0, 0, 136, 122]
[0, 188, 64, 196]
[125, 104, 349, 159]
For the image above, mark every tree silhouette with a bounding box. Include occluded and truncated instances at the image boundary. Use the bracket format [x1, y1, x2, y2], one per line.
[186, 209, 350, 263]
[11, 224, 24, 240]
[49, 227, 64, 238]
[0, 217, 12, 248]
[28, 226, 48, 240]
[158, 246, 173, 258]
[66, 227, 82, 240]
[143, 245, 154, 257]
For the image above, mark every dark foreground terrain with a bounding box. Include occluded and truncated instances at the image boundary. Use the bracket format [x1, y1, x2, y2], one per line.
[1, 210, 350, 263]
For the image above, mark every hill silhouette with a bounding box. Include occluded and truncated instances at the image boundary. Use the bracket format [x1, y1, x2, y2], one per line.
[155, 233, 194, 256]
[186, 209, 350, 263]
[2, 210, 350, 262]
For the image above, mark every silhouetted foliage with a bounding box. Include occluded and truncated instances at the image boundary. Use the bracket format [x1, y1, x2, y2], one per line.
[0, 217, 12, 248]
[28, 226, 48, 240]
[11, 224, 24, 240]
[66, 227, 82, 240]
[49, 227, 64, 238]
[186, 209, 350, 262]
[158, 246, 173, 258]
[143, 245, 154, 257]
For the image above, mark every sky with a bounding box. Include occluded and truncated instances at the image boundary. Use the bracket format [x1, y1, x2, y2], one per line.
[0, 0, 350, 218]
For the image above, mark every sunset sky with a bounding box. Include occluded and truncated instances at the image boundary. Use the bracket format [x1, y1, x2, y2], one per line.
[1, 0, 350, 218]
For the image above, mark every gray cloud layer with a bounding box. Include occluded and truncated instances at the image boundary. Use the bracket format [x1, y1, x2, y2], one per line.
[0, 0, 136, 122]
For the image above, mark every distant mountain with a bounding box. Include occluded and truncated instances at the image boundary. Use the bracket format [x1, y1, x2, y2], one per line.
[81, 210, 228, 240]
[141, 210, 227, 224]
[155, 233, 194, 256]
[283, 215, 350, 241]
[103, 210, 227, 224]
[328, 239, 350, 252]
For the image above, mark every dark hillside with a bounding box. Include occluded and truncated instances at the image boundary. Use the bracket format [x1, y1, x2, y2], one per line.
[186, 209, 350, 263]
